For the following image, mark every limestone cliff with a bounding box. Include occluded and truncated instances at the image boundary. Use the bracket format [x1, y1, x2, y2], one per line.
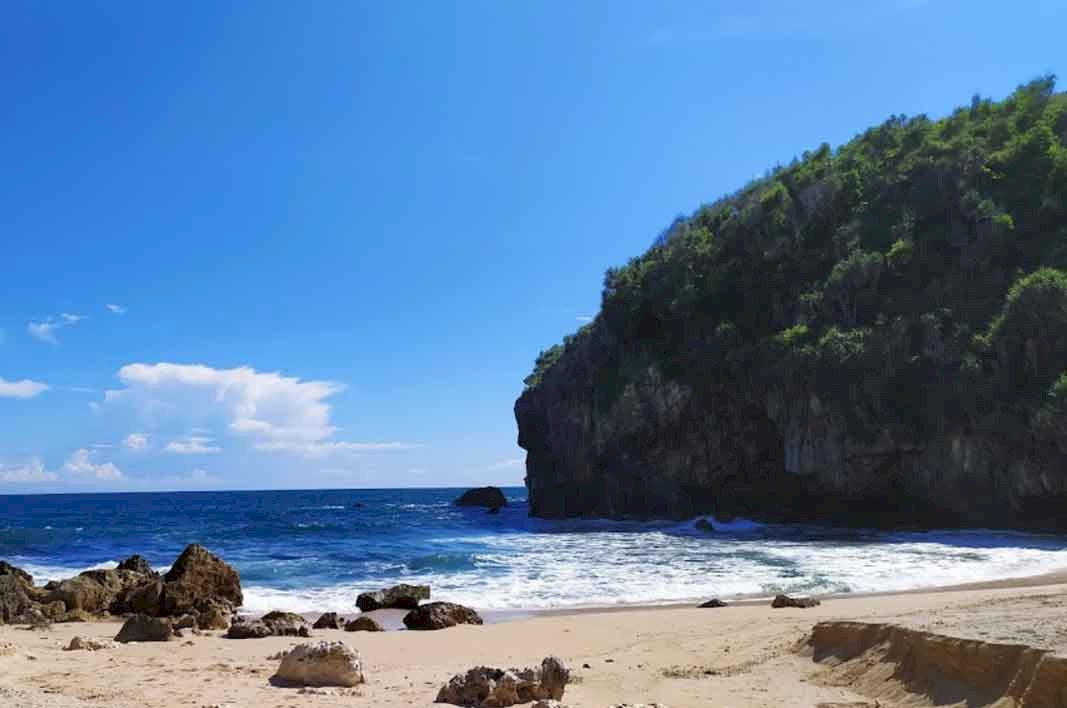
[515, 78, 1067, 529]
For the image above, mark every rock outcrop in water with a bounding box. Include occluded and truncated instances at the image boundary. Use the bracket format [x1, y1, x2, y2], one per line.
[454, 487, 508, 509]
[515, 79, 1067, 531]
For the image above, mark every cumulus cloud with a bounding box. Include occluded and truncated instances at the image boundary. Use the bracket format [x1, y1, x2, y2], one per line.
[0, 449, 124, 485]
[63, 448, 124, 480]
[0, 458, 58, 483]
[0, 376, 49, 399]
[576, 315, 593, 323]
[102, 362, 419, 458]
[164, 435, 222, 455]
[105, 304, 126, 314]
[28, 313, 83, 343]
[123, 433, 150, 451]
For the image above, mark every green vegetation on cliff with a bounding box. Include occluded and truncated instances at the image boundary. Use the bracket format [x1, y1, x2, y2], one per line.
[527, 77, 1067, 447]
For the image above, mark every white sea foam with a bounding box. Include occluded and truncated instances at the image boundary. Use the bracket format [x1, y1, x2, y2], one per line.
[14, 559, 119, 583]
[239, 525, 1067, 612]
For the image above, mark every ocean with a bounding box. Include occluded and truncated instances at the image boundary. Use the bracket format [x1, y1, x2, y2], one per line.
[2, 487, 1066, 613]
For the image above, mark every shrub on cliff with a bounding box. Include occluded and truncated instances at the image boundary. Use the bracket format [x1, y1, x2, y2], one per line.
[524, 76, 1067, 446]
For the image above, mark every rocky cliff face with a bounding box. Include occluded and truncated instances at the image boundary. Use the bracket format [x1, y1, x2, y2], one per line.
[515, 328, 1067, 529]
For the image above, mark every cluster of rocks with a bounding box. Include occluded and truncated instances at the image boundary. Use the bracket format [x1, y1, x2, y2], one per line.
[435, 656, 570, 707]
[351, 584, 483, 632]
[0, 545, 241, 630]
[225, 583, 481, 640]
[696, 594, 821, 609]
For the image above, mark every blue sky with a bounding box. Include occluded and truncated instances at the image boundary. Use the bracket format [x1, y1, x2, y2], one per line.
[2, 0, 1063, 493]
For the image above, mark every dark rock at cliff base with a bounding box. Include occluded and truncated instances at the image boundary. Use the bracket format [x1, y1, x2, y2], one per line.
[313, 612, 343, 629]
[356, 583, 430, 612]
[771, 594, 820, 609]
[0, 562, 33, 585]
[344, 616, 385, 632]
[160, 544, 243, 615]
[693, 518, 715, 533]
[403, 601, 483, 631]
[115, 614, 174, 643]
[698, 599, 728, 608]
[454, 486, 507, 509]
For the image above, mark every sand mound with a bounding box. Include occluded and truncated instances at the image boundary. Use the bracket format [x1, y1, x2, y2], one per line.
[801, 621, 1067, 707]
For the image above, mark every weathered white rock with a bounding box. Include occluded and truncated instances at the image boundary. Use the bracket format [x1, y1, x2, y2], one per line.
[272, 641, 364, 687]
[435, 656, 569, 707]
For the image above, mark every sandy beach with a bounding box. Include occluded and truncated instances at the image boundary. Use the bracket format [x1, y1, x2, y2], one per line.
[2, 572, 1066, 708]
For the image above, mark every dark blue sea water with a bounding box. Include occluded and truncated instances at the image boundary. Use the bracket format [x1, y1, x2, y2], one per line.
[2, 487, 1066, 612]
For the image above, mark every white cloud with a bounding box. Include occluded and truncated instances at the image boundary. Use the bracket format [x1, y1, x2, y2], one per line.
[105, 304, 126, 315]
[0, 450, 124, 485]
[0, 376, 49, 399]
[0, 458, 58, 483]
[28, 313, 83, 343]
[102, 362, 419, 458]
[164, 435, 222, 455]
[123, 433, 150, 451]
[62, 448, 123, 480]
[576, 315, 593, 323]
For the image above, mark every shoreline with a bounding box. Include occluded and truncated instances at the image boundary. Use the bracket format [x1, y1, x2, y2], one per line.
[272, 564, 1067, 626]
[4, 572, 1067, 707]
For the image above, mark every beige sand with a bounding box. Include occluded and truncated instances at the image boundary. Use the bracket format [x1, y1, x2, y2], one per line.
[1, 575, 1066, 708]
